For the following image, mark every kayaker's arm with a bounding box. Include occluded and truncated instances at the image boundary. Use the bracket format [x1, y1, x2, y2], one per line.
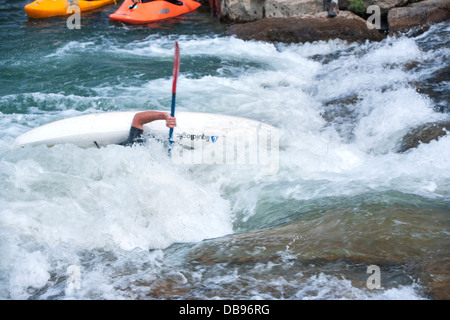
[131, 111, 176, 130]
[119, 111, 176, 147]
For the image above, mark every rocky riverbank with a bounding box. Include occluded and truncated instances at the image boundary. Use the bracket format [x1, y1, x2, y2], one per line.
[202, 0, 450, 42]
[226, 10, 385, 43]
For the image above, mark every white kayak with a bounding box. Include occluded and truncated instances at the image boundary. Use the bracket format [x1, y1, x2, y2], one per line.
[14, 111, 279, 171]
[14, 111, 273, 147]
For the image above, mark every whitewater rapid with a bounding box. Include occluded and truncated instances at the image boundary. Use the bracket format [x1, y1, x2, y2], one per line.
[0, 10, 449, 299]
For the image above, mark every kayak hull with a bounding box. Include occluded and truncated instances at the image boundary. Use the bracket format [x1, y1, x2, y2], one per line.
[13, 111, 278, 149]
[109, 0, 200, 24]
[25, 0, 115, 19]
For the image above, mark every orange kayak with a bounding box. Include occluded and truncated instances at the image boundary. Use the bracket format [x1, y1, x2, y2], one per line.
[109, 0, 200, 24]
[25, 0, 115, 19]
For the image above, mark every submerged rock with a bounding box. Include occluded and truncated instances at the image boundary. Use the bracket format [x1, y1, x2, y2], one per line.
[397, 121, 450, 153]
[187, 204, 450, 299]
[227, 11, 385, 43]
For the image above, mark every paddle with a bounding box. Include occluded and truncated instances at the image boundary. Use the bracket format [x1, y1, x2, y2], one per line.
[168, 41, 180, 157]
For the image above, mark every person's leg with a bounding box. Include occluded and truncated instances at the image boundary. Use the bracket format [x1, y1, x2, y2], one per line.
[328, 0, 339, 18]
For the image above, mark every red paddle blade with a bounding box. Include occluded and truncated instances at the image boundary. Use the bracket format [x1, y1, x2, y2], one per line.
[172, 42, 180, 94]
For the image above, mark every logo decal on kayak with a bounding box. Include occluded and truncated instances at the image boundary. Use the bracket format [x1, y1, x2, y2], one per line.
[160, 9, 170, 14]
[177, 132, 218, 142]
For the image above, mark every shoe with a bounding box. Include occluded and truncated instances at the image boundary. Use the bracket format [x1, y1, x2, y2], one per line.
[328, 1, 339, 18]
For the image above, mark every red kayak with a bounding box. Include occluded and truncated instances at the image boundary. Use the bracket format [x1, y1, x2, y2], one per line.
[109, 0, 201, 24]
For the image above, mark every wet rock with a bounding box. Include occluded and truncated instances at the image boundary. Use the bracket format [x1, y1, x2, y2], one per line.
[189, 205, 446, 264]
[387, 0, 450, 33]
[415, 66, 450, 113]
[397, 121, 450, 153]
[187, 204, 449, 298]
[227, 11, 385, 43]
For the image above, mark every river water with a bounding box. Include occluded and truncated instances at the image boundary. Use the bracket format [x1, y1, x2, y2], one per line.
[0, 1, 449, 300]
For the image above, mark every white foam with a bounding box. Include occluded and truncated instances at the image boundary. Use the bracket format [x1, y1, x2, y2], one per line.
[295, 273, 427, 300]
[44, 41, 96, 59]
[1, 143, 232, 251]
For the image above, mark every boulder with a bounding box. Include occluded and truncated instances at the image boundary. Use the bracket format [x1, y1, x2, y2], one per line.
[205, 0, 414, 23]
[397, 121, 450, 153]
[388, 0, 450, 33]
[205, 0, 449, 37]
[206, 0, 324, 22]
[227, 11, 385, 43]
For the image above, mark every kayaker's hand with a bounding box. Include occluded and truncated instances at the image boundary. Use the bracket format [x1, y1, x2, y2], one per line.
[165, 113, 176, 128]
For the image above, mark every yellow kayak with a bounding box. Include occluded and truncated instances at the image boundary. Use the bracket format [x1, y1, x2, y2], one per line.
[25, 0, 116, 19]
